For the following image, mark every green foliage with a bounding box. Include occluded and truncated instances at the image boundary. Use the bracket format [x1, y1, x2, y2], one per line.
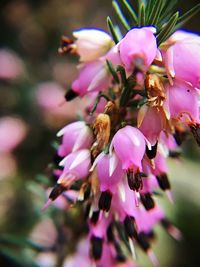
[107, 0, 200, 45]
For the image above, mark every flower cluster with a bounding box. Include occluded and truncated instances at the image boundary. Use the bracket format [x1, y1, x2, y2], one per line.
[45, 8, 200, 267]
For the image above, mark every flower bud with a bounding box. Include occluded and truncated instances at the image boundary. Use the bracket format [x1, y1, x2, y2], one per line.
[57, 121, 93, 157]
[58, 149, 91, 187]
[73, 28, 114, 62]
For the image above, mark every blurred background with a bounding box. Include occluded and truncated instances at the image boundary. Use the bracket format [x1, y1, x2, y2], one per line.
[0, 0, 199, 266]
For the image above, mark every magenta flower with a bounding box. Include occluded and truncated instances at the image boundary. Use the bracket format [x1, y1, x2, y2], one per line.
[57, 121, 93, 157]
[70, 44, 121, 98]
[57, 149, 91, 187]
[111, 126, 146, 171]
[164, 80, 199, 123]
[119, 27, 157, 72]
[97, 153, 124, 194]
[163, 30, 200, 88]
[139, 105, 163, 145]
[44, 1, 200, 265]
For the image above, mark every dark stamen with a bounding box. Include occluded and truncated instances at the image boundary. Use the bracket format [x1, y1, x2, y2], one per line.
[65, 89, 78, 101]
[98, 190, 112, 212]
[124, 216, 137, 239]
[156, 173, 171, 190]
[107, 223, 114, 242]
[90, 235, 103, 260]
[136, 232, 150, 251]
[141, 193, 155, 210]
[146, 142, 158, 159]
[90, 210, 100, 225]
[127, 170, 143, 191]
[49, 184, 65, 201]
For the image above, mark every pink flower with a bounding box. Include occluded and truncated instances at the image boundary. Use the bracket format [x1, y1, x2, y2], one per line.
[0, 49, 24, 80]
[119, 27, 157, 72]
[163, 30, 200, 88]
[97, 153, 124, 194]
[70, 44, 121, 98]
[73, 28, 114, 62]
[0, 117, 27, 153]
[57, 149, 91, 187]
[71, 60, 110, 96]
[139, 105, 163, 145]
[57, 121, 93, 157]
[164, 80, 199, 123]
[36, 81, 85, 125]
[111, 126, 146, 171]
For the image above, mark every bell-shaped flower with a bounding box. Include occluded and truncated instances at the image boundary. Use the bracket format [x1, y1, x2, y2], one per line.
[164, 80, 199, 123]
[138, 105, 163, 145]
[57, 149, 91, 187]
[97, 153, 124, 194]
[111, 126, 146, 171]
[70, 44, 121, 97]
[73, 28, 114, 62]
[119, 27, 157, 72]
[162, 30, 200, 88]
[57, 121, 93, 157]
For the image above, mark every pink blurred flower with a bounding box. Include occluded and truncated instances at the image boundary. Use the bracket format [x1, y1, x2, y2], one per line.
[36, 81, 85, 125]
[0, 49, 24, 80]
[119, 27, 157, 72]
[0, 153, 17, 180]
[0, 116, 27, 153]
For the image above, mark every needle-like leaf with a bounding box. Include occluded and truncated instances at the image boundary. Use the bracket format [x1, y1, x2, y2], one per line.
[112, 0, 131, 31]
[157, 11, 179, 45]
[175, 3, 200, 29]
[118, 0, 138, 26]
[107, 16, 120, 43]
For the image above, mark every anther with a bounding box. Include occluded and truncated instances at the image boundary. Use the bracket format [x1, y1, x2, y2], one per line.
[136, 231, 150, 251]
[127, 170, 143, 192]
[146, 142, 158, 159]
[90, 210, 100, 225]
[156, 173, 171, 191]
[140, 193, 155, 210]
[90, 235, 103, 260]
[124, 216, 137, 239]
[65, 89, 78, 101]
[98, 190, 112, 212]
[49, 184, 66, 201]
